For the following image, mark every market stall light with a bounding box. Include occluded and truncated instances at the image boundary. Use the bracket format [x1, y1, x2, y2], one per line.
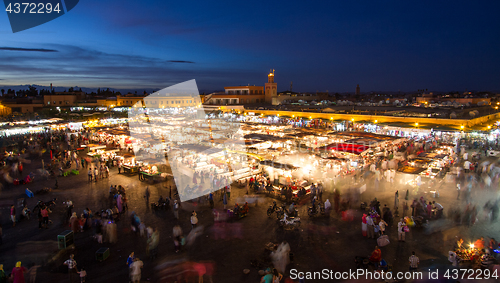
[374, 120, 377, 123]
[415, 122, 418, 126]
[488, 125, 492, 129]
[461, 125, 465, 129]
[351, 118, 354, 122]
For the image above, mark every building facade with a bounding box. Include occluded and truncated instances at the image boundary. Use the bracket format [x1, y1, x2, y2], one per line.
[143, 95, 198, 108]
[204, 71, 277, 105]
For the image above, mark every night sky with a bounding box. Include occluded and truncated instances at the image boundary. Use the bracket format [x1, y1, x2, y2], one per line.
[1, 0, 500, 93]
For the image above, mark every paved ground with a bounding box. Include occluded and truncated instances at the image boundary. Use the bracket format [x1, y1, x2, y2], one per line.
[0, 149, 499, 283]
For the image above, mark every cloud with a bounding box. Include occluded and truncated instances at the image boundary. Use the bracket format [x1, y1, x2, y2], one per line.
[0, 44, 257, 90]
[167, 60, 194, 64]
[0, 47, 58, 52]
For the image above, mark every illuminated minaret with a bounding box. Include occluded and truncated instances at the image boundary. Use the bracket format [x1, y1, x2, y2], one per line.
[265, 69, 277, 104]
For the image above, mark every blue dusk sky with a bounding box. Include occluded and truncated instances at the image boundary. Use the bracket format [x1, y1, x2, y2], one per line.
[0, 0, 499, 93]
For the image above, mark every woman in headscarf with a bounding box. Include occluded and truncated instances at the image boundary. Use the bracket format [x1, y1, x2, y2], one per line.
[222, 192, 227, 210]
[11, 262, 27, 283]
[116, 194, 123, 213]
[0, 264, 7, 283]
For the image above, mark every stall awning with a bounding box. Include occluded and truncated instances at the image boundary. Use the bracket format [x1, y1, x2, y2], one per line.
[417, 152, 447, 159]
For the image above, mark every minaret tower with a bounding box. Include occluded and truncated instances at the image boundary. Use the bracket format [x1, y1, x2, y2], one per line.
[265, 69, 277, 104]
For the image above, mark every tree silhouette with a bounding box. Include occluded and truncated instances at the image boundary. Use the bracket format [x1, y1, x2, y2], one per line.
[1, 89, 4, 96]
[27, 85, 38, 96]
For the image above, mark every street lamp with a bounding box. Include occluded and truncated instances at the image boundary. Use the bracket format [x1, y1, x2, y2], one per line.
[461, 125, 464, 130]
[415, 122, 418, 127]
[374, 120, 378, 123]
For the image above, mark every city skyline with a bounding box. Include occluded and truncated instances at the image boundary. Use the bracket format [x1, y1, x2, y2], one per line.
[1, 1, 500, 92]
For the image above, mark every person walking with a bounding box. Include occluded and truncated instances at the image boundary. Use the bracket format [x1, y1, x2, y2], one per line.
[26, 263, 40, 283]
[173, 200, 179, 219]
[126, 252, 135, 269]
[173, 225, 183, 253]
[0, 264, 7, 283]
[145, 187, 150, 205]
[41, 206, 50, 229]
[77, 267, 86, 283]
[369, 246, 382, 269]
[379, 219, 388, 235]
[147, 228, 160, 259]
[64, 254, 77, 283]
[208, 193, 214, 209]
[10, 205, 16, 227]
[366, 214, 375, 239]
[223, 192, 227, 210]
[11, 262, 27, 283]
[398, 218, 407, 242]
[190, 211, 198, 230]
[409, 251, 419, 271]
[87, 169, 92, 182]
[130, 258, 143, 283]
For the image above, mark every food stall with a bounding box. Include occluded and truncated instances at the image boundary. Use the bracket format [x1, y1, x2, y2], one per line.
[122, 157, 139, 174]
[139, 165, 160, 182]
